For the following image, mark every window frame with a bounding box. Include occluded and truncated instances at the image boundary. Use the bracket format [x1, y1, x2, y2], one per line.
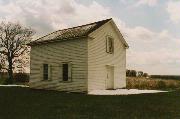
[61, 62, 72, 82]
[106, 36, 114, 54]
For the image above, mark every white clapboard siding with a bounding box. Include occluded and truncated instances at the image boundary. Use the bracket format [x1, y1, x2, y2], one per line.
[87, 21, 126, 91]
[30, 38, 88, 92]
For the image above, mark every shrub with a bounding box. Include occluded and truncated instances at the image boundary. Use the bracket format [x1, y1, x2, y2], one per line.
[0, 78, 5, 84]
[126, 69, 137, 77]
[143, 73, 148, 77]
[14, 73, 29, 83]
[3, 78, 12, 85]
[157, 81, 166, 89]
[131, 70, 137, 77]
[0, 72, 8, 84]
[138, 71, 143, 77]
[126, 70, 131, 76]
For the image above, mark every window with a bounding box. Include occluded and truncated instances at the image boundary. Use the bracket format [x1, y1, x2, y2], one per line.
[43, 64, 48, 80]
[63, 64, 68, 81]
[106, 37, 114, 54]
[62, 63, 72, 81]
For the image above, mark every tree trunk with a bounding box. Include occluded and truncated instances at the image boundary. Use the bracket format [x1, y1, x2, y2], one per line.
[7, 56, 13, 84]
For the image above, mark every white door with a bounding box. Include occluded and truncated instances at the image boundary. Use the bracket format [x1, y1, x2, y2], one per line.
[106, 66, 114, 89]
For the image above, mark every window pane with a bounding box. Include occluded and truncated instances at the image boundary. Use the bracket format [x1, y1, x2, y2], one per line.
[109, 39, 112, 52]
[107, 37, 114, 53]
[63, 64, 68, 81]
[43, 64, 48, 80]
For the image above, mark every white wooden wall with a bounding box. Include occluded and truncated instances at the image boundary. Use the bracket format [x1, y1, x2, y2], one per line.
[29, 39, 88, 92]
[87, 21, 126, 91]
[29, 20, 127, 93]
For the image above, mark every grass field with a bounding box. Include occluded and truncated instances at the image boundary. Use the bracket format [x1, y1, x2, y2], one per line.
[127, 77, 180, 90]
[0, 87, 179, 119]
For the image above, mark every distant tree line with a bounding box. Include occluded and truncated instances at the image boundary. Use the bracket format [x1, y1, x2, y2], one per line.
[126, 69, 180, 80]
[126, 69, 149, 77]
[150, 75, 180, 80]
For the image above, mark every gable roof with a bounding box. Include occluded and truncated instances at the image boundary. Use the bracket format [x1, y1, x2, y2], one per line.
[28, 18, 112, 46]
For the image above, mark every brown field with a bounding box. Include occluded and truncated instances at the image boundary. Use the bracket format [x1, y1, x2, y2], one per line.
[126, 77, 180, 90]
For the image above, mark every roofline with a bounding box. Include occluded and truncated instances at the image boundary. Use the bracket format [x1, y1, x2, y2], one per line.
[32, 18, 112, 43]
[109, 19, 129, 49]
[88, 18, 129, 49]
[28, 35, 88, 46]
[88, 18, 112, 36]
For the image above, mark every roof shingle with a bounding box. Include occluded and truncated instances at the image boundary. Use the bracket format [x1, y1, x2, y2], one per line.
[29, 18, 112, 45]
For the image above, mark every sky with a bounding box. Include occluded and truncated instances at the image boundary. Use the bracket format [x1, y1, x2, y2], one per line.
[0, 0, 179, 75]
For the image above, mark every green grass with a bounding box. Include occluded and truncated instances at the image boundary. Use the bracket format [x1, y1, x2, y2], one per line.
[0, 78, 5, 84]
[0, 87, 180, 119]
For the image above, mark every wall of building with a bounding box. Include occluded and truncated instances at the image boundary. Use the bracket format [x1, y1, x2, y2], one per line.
[87, 21, 126, 91]
[29, 38, 88, 92]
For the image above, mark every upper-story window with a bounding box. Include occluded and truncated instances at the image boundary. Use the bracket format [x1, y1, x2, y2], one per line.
[106, 36, 114, 54]
[43, 64, 49, 80]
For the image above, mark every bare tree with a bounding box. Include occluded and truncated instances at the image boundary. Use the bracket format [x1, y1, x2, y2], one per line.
[0, 63, 2, 72]
[0, 50, 7, 72]
[0, 21, 34, 84]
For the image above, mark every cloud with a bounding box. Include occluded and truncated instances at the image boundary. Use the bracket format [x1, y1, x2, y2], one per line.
[0, 0, 179, 75]
[125, 26, 155, 42]
[0, 0, 111, 36]
[119, 0, 157, 7]
[124, 25, 180, 75]
[167, 1, 180, 24]
[0, 0, 74, 35]
[135, 0, 157, 7]
[106, 14, 180, 75]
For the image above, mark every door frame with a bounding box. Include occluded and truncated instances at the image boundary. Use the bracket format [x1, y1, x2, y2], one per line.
[106, 65, 114, 90]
